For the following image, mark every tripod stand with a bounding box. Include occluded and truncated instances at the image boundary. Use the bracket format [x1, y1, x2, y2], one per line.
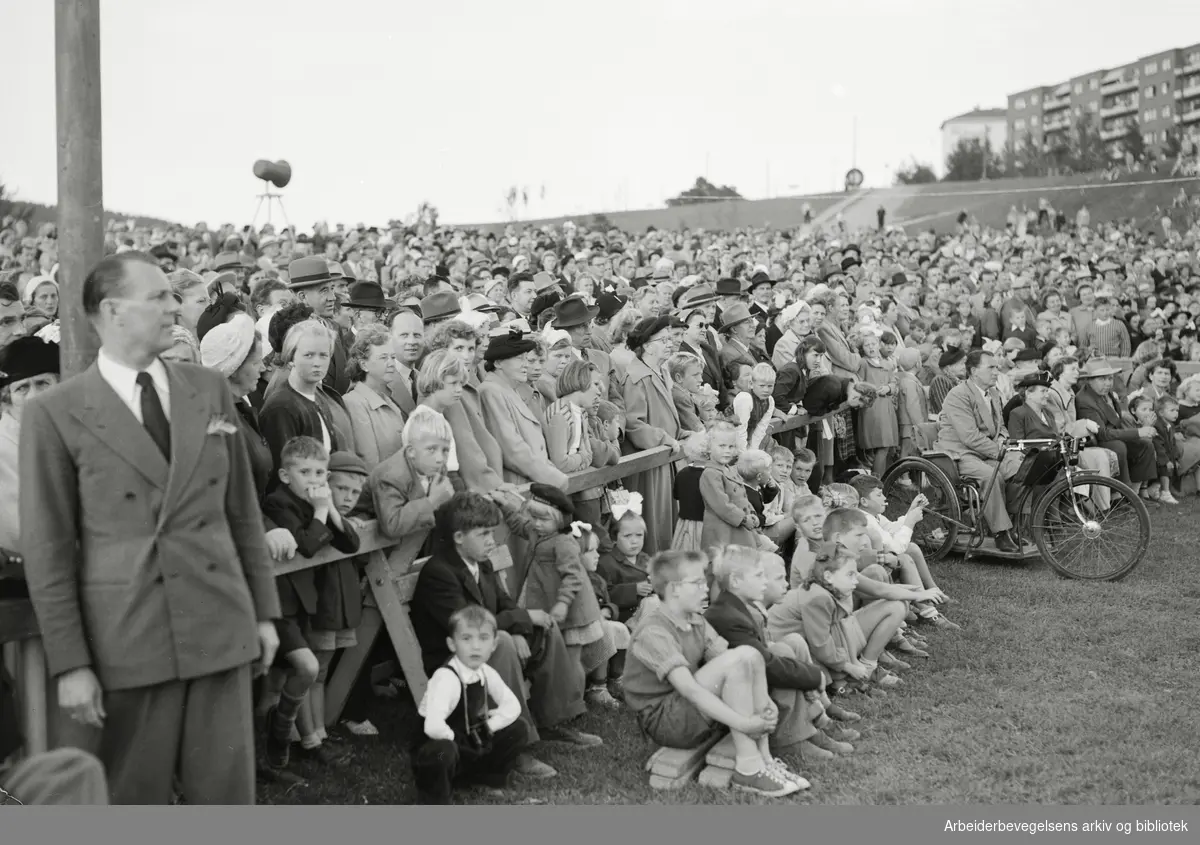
[251, 180, 291, 230]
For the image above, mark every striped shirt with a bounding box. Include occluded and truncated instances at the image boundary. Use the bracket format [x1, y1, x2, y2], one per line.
[1086, 319, 1131, 358]
[929, 374, 960, 417]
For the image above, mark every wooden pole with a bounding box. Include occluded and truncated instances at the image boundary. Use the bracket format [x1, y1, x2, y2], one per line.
[55, 0, 103, 378]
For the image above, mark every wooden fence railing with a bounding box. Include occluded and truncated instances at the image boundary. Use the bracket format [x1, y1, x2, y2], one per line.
[2, 411, 818, 762]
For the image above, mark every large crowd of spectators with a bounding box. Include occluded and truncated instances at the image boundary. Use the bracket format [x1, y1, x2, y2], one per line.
[2, 191, 1200, 802]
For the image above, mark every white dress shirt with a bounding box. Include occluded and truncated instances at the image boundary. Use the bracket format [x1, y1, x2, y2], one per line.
[418, 656, 522, 741]
[96, 347, 171, 423]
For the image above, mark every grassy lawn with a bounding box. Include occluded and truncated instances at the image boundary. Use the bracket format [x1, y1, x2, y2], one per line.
[259, 498, 1200, 806]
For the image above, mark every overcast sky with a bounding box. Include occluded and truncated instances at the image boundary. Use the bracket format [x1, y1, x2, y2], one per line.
[1, 0, 1197, 228]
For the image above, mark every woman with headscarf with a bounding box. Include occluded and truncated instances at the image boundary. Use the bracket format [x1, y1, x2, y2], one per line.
[22, 276, 58, 320]
[770, 300, 813, 371]
[621, 315, 683, 554]
[0, 336, 59, 561]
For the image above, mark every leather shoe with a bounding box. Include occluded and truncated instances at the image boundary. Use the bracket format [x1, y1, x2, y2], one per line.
[994, 531, 1020, 553]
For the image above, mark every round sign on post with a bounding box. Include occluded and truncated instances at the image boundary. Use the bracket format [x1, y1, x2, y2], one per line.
[844, 168, 864, 191]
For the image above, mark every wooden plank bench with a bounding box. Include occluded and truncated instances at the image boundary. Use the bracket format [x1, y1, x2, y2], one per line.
[645, 731, 725, 790]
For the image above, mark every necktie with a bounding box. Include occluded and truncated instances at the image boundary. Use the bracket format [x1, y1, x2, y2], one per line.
[136, 372, 171, 459]
[409, 373, 418, 404]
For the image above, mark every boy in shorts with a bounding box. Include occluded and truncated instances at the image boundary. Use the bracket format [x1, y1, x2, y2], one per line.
[622, 550, 805, 797]
[261, 437, 361, 773]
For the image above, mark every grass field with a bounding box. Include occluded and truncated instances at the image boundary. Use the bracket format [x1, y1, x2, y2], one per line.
[258, 496, 1200, 806]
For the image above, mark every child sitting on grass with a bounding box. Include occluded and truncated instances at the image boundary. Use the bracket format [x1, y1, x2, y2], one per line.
[706, 547, 856, 768]
[413, 606, 530, 804]
[793, 542, 906, 699]
[847, 475, 959, 631]
[789, 494, 827, 588]
[623, 550, 807, 797]
[261, 436, 361, 774]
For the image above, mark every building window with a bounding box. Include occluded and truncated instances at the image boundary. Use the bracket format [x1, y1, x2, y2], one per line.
[1015, 118, 1026, 131]
[1144, 132, 1154, 144]
[1075, 106, 1082, 116]
[1164, 58, 1172, 70]
[1031, 115, 1040, 126]
[1090, 77, 1099, 90]
[1089, 101, 1099, 112]
[1031, 93, 1040, 104]
[1015, 97, 1025, 110]
[1162, 82, 1171, 96]
[1146, 61, 1158, 75]
[1145, 85, 1155, 99]
[1163, 105, 1172, 118]
[1190, 51, 1200, 67]
[1074, 82, 1083, 94]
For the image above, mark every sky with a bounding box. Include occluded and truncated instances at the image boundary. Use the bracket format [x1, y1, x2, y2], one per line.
[2, 0, 1198, 228]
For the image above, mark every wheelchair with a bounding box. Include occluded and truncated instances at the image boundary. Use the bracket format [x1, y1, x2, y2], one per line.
[879, 434, 1151, 582]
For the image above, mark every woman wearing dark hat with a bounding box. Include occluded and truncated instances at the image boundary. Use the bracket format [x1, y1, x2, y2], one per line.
[478, 329, 569, 490]
[1008, 369, 1113, 508]
[621, 315, 683, 554]
[0, 336, 59, 557]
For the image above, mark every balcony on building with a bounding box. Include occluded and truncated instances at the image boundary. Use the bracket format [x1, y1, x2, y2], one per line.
[1043, 83, 1071, 112]
[1182, 104, 1200, 125]
[1182, 79, 1200, 100]
[1099, 123, 1129, 141]
[1101, 68, 1138, 94]
[1100, 97, 1138, 118]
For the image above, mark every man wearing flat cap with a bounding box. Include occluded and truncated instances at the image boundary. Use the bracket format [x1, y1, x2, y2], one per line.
[1074, 357, 1157, 492]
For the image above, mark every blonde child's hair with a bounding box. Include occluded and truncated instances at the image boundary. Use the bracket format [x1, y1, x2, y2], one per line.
[768, 445, 793, 463]
[822, 482, 858, 509]
[792, 493, 824, 521]
[614, 510, 647, 534]
[822, 507, 869, 542]
[402, 405, 454, 448]
[707, 418, 737, 437]
[681, 430, 710, 462]
[667, 352, 703, 382]
[759, 551, 787, 579]
[649, 549, 708, 599]
[712, 544, 762, 591]
[449, 605, 498, 636]
[751, 362, 776, 383]
[737, 449, 772, 482]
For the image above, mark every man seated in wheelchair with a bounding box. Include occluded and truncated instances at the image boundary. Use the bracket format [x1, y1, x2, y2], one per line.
[931, 350, 1023, 553]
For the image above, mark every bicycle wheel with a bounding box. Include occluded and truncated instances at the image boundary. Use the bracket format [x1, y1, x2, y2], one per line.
[1030, 475, 1150, 581]
[881, 457, 960, 561]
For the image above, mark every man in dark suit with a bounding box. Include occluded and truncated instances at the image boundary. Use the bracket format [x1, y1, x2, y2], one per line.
[1073, 357, 1157, 490]
[409, 492, 598, 780]
[387, 308, 423, 416]
[19, 252, 280, 804]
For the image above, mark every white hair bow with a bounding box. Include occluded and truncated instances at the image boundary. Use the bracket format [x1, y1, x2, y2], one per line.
[609, 490, 644, 522]
[569, 521, 593, 538]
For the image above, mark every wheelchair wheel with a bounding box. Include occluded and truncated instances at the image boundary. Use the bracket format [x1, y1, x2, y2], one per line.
[1030, 475, 1150, 581]
[881, 457, 961, 561]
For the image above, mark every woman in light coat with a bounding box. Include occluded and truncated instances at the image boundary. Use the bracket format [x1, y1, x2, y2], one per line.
[478, 331, 569, 490]
[620, 316, 683, 555]
[342, 325, 407, 469]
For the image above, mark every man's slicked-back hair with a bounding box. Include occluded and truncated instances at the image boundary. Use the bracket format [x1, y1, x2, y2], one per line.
[83, 251, 158, 316]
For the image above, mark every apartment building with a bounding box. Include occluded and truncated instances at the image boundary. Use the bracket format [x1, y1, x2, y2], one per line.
[1006, 42, 1200, 161]
[940, 108, 1008, 174]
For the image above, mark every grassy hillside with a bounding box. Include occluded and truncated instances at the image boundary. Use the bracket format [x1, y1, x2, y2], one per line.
[4, 199, 177, 232]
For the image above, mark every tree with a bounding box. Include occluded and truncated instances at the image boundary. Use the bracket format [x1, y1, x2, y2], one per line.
[1067, 113, 1108, 173]
[894, 160, 938, 185]
[1163, 128, 1184, 159]
[0, 181, 34, 225]
[942, 137, 1004, 182]
[1121, 120, 1146, 162]
[665, 177, 743, 207]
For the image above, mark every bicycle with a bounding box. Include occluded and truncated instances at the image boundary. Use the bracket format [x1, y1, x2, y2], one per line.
[880, 433, 1151, 582]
